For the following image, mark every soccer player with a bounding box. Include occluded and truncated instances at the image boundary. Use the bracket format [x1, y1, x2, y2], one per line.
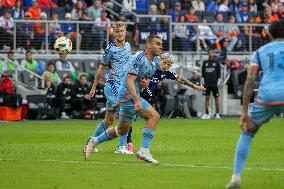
[116, 53, 205, 153]
[226, 20, 284, 188]
[84, 35, 164, 164]
[84, 21, 131, 153]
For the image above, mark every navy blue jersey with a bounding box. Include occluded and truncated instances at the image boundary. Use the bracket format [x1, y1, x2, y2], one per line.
[141, 69, 178, 101]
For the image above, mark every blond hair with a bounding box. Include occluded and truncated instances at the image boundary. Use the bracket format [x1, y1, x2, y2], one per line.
[160, 53, 174, 64]
[112, 21, 127, 30]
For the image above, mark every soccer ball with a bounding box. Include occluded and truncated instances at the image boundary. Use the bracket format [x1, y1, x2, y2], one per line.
[54, 37, 72, 55]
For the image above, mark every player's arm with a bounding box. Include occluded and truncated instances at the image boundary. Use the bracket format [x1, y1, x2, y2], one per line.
[176, 75, 205, 91]
[127, 73, 142, 111]
[89, 63, 107, 97]
[90, 45, 111, 97]
[164, 70, 205, 91]
[240, 65, 259, 130]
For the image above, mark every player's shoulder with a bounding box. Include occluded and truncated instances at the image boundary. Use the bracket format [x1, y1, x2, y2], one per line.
[258, 40, 284, 53]
[134, 51, 146, 62]
[105, 42, 116, 53]
[125, 42, 131, 48]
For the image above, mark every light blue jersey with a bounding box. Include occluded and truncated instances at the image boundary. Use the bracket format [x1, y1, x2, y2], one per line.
[118, 51, 160, 101]
[102, 42, 131, 84]
[251, 40, 284, 105]
[102, 42, 131, 112]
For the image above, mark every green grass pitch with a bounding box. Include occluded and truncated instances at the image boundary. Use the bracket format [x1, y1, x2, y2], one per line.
[0, 118, 283, 189]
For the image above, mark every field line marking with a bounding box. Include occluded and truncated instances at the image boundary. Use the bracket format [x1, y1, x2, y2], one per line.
[1, 158, 284, 172]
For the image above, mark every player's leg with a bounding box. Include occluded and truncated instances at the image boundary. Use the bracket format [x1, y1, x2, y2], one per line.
[202, 87, 211, 119]
[93, 110, 117, 137]
[115, 128, 133, 154]
[127, 127, 134, 152]
[84, 101, 135, 159]
[213, 86, 221, 119]
[92, 83, 118, 137]
[136, 98, 160, 164]
[226, 103, 275, 188]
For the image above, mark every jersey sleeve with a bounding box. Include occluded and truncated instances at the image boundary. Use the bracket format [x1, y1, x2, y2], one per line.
[128, 58, 142, 76]
[250, 51, 262, 71]
[101, 44, 113, 66]
[165, 70, 178, 80]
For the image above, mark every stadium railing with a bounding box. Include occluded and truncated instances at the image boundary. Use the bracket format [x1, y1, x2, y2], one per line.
[0, 55, 44, 89]
[0, 19, 268, 55]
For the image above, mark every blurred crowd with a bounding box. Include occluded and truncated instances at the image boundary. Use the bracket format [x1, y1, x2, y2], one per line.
[0, 0, 282, 52]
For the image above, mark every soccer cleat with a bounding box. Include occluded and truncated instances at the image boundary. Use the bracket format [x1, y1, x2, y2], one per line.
[114, 146, 133, 155]
[136, 150, 159, 164]
[201, 114, 211, 119]
[225, 180, 241, 189]
[85, 136, 98, 153]
[215, 113, 221, 119]
[83, 137, 96, 159]
[127, 143, 134, 153]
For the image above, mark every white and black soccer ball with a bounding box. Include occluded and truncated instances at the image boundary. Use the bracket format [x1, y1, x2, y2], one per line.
[54, 37, 72, 55]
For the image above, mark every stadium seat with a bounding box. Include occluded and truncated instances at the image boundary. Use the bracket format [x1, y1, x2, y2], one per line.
[83, 59, 100, 73]
[161, 95, 176, 116]
[163, 80, 179, 97]
[51, 7, 66, 20]
[57, 70, 72, 80]
[195, 11, 203, 22]
[0, 7, 11, 16]
[217, 12, 229, 22]
[21, 71, 37, 87]
[40, 7, 51, 19]
[204, 11, 216, 23]
[69, 59, 84, 72]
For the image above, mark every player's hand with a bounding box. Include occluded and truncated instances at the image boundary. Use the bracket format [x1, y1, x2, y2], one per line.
[240, 112, 248, 131]
[135, 101, 142, 112]
[195, 85, 206, 91]
[140, 79, 150, 88]
[89, 85, 96, 98]
[84, 94, 91, 100]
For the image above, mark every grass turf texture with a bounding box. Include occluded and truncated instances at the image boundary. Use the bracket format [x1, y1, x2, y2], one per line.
[0, 118, 283, 189]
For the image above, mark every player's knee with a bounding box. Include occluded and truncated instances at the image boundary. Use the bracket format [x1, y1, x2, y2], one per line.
[151, 111, 160, 122]
[117, 125, 129, 135]
[105, 117, 115, 126]
[246, 124, 259, 134]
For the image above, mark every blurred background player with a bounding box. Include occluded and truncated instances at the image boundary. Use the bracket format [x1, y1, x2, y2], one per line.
[56, 75, 73, 119]
[201, 49, 221, 119]
[84, 21, 131, 153]
[115, 53, 205, 154]
[226, 20, 284, 188]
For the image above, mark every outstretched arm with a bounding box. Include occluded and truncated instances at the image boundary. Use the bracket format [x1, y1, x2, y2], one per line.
[176, 76, 205, 91]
